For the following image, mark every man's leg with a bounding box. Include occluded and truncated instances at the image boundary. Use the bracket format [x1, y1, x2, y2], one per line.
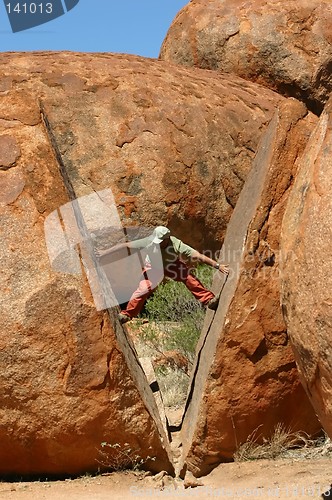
[119, 276, 154, 322]
[165, 260, 215, 306]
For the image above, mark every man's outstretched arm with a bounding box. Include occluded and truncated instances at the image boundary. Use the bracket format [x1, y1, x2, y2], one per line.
[191, 250, 229, 275]
[95, 241, 134, 259]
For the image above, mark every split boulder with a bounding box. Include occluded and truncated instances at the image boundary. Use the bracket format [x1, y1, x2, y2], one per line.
[0, 53, 178, 477]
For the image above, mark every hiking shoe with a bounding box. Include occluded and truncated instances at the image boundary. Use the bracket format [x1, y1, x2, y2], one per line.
[118, 312, 131, 324]
[207, 295, 220, 311]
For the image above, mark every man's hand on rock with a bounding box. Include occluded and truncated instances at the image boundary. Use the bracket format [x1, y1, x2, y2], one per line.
[217, 263, 229, 275]
[94, 248, 104, 259]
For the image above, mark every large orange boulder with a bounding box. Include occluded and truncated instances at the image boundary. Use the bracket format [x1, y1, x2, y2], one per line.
[179, 99, 321, 477]
[160, 0, 332, 115]
[1, 52, 285, 253]
[280, 96, 332, 439]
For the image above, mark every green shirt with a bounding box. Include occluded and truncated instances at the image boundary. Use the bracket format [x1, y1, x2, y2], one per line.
[129, 235, 195, 269]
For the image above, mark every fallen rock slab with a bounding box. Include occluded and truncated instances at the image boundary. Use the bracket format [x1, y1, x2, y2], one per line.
[280, 95, 332, 439]
[179, 98, 321, 478]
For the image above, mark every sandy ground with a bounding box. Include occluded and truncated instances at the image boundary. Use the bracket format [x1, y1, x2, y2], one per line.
[1, 457, 331, 500]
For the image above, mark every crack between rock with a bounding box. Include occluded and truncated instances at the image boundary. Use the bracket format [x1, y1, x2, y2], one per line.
[224, 29, 240, 43]
[116, 129, 157, 148]
[255, 361, 297, 384]
[182, 273, 229, 421]
[39, 101, 77, 201]
[166, 117, 194, 138]
[224, 191, 235, 209]
[0, 116, 37, 126]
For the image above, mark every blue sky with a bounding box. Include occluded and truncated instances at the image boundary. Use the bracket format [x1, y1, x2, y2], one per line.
[0, 0, 188, 57]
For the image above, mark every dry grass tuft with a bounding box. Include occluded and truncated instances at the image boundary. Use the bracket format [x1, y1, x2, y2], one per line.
[155, 366, 189, 408]
[234, 424, 332, 462]
[96, 442, 155, 472]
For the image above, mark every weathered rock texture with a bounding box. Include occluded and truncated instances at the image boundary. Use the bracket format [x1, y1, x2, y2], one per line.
[160, 0, 332, 115]
[1, 53, 287, 252]
[10, 51, 287, 305]
[179, 99, 321, 478]
[280, 96, 332, 439]
[0, 51, 320, 477]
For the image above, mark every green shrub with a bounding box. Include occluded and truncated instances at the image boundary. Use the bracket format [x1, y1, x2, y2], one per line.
[134, 265, 213, 407]
[143, 265, 212, 322]
[140, 265, 213, 360]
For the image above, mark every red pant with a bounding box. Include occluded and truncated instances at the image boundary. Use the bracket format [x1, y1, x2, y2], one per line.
[122, 259, 214, 319]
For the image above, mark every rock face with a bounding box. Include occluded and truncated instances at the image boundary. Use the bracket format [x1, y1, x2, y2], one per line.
[179, 99, 321, 478]
[280, 96, 332, 439]
[20, 52, 287, 255]
[160, 0, 332, 115]
[0, 51, 321, 478]
[0, 49, 286, 321]
[0, 51, 282, 477]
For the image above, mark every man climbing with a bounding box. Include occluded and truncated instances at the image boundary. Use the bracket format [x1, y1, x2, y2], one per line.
[97, 226, 229, 324]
